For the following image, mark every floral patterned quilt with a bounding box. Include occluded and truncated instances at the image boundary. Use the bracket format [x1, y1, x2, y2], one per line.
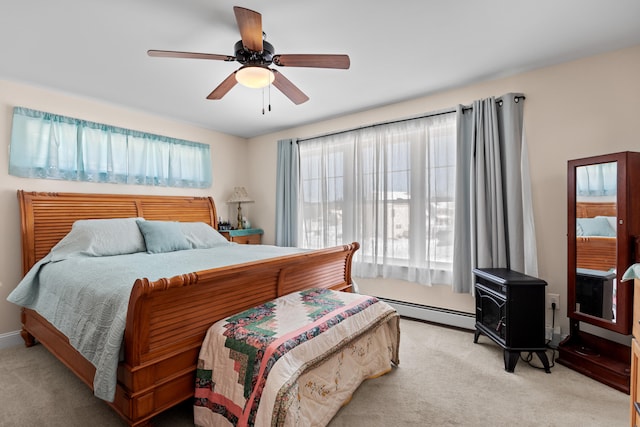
[194, 288, 399, 427]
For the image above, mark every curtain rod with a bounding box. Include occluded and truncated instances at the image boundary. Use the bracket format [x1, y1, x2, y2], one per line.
[298, 94, 525, 143]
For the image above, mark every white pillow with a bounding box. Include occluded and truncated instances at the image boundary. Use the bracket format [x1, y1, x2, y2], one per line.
[50, 217, 146, 261]
[179, 222, 230, 249]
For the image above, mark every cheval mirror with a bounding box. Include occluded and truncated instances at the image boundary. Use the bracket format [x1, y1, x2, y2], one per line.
[558, 151, 640, 393]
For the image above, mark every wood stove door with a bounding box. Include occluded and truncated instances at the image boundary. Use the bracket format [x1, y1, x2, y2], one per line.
[475, 283, 507, 343]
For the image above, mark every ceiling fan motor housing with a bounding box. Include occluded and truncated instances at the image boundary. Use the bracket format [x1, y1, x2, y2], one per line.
[234, 40, 274, 66]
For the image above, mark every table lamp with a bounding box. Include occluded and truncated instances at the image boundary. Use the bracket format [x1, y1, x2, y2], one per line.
[227, 187, 254, 229]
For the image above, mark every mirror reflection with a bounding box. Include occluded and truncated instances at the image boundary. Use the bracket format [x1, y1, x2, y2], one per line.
[574, 161, 617, 322]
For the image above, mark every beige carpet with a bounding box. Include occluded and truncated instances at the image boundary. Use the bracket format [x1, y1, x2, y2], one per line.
[0, 318, 628, 427]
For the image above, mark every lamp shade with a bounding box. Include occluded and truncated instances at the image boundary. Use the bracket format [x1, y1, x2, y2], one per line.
[235, 66, 275, 89]
[227, 186, 254, 203]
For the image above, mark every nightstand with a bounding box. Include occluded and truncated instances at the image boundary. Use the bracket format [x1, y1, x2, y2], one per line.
[219, 228, 263, 245]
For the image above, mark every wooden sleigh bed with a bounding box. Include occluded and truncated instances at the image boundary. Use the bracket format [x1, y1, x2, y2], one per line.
[15, 190, 360, 426]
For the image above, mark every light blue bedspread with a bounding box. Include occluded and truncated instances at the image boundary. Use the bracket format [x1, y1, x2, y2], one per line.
[7, 245, 305, 402]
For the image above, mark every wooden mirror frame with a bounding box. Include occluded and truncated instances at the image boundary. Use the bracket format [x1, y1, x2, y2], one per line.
[567, 152, 640, 335]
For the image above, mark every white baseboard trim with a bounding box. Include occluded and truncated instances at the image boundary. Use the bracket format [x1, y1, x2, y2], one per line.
[381, 298, 475, 331]
[0, 330, 24, 350]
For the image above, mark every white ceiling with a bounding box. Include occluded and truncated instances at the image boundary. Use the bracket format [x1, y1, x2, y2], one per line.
[2, 0, 640, 138]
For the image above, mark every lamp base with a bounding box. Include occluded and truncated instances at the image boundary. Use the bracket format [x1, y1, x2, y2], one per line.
[236, 203, 244, 229]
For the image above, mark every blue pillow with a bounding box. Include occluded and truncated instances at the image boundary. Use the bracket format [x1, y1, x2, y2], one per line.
[50, 217, 146, 260]
[136, 220, 192, 254]
[576, 217, 616, 237]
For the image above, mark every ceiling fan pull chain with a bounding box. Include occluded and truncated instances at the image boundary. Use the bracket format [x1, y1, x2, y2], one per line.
[262, 87, 265, 115]
[268, 81, 272, 112]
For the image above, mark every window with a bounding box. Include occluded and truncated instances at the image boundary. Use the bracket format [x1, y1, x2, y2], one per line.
[9, 107, 212, 188]
[298, 112, 456, 285]
[576, 162, 617, 197]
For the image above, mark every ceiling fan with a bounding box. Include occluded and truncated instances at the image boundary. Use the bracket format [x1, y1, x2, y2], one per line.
[148, 6, 350, 105]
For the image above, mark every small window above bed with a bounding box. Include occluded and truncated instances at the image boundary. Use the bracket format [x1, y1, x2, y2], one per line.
[8, 107, 212, 188]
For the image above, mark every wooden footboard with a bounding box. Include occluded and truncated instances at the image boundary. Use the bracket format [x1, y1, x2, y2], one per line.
[16, 191, 359, 426]
[119, 242, 358, 425]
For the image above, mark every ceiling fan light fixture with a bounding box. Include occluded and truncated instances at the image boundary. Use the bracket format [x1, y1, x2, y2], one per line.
[235, 66, 275, 88]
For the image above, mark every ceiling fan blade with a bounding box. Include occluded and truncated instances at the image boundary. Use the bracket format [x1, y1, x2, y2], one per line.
[273, 54, 350, 69]
[206, 72, 238, 100]
[272, 70, 309, 105]
[233, 6, 263, 52]
[148, 50, 235, 61]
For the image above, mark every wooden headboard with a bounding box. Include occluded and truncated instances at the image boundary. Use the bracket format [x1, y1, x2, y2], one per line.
[18, 190, 218, 275]
[576, 201, 616, 218]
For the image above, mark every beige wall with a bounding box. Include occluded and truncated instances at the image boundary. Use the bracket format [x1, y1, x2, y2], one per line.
[2, 44, 639, 339]
[0, 80, 248, 335]
[246, 44, 640, 336]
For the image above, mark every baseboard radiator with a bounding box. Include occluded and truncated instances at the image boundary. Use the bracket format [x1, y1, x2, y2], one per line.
[380, 298, 475, 330]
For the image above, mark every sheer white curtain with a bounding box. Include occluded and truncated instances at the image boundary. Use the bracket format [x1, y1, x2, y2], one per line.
[299, 113, 457, 285]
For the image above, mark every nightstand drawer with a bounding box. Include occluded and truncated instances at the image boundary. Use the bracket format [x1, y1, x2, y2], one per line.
[230, 233, 261, 245]
[219, 228, 263, 245]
